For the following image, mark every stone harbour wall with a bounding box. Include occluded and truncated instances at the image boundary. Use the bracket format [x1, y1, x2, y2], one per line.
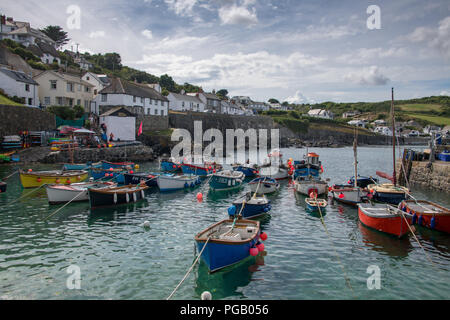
[406, 161, 450, 193]
[0, 104, 56, 137]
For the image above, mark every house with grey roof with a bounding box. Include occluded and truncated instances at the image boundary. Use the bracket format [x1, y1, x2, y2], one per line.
[1, 17, 56, 48]
[307, 109, 334, 119]
[167, 91, 205, 112]
[95, 78, 169, 116]
[0, 67, 39, 106]
[188, 90, 221, 113]
[82, 72, 110, 97]
[28, 40, 61, 65]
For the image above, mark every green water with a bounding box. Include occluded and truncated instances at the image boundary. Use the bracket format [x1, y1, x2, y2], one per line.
[0, 146, 449, 300]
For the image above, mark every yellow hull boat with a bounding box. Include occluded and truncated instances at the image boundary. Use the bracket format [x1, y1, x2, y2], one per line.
[19, 170, 89, 188]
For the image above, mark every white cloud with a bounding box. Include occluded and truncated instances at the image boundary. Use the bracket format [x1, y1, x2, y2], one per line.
[284, 91, 315, 104]
[141, 29, 153, 39]
[337, 47, 408, 65]
[88, 30, 106, 38]
[218, 4, 258, 25]
[164, 0, 197, 17]
[344, 66, 390, 86]
[408, 16, 450, 60]
[440, 90, 450, 96]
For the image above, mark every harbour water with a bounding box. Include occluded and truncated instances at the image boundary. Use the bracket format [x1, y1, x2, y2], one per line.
[0, 146, 449, 300]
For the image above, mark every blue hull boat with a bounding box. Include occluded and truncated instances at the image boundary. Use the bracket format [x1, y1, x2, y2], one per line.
[232, 165, 258, 177]
[195, 219, 263, 272]
[209, 170, 245, 191]
[101, 160, 135, 170]
[90, 168, 126, 184]
[160, 159, 182, 172]
[230, 193, 271, 219]
[123, 172, 158, 187]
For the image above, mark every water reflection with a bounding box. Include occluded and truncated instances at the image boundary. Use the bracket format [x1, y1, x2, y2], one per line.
[194, 253, 265, 300]
[87, 200, 149, 224]
[358, 221, 413, 258]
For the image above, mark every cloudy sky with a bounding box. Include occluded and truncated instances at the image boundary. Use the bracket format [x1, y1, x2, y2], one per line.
[2, 0, 450, 103]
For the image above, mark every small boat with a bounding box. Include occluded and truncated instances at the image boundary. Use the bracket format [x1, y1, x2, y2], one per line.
[63, 162, 102, 171]
[88, 184, 149, 208]
[45, 181, 115, 204]
[0, 181, 7, 193]
[399, 200, 450, 234]
[330, 185, 368, 206]
[209, 170, 245, 191]
[160, 157, 182, 172]
[292, 152, 323, 179]
[19, 170, 89, 188]
[194, 219, 264, 272]
[248, 177, 280, 194]
[437, 150, 450, 162]
[305, 197, 328, 212]
[156, 174, 201, 192]
[367, 183, 409, 205]
[347, 176, 378, 188]
[181, 163, 223, 176]
[232, 164, 259, 177]
[229, 193, 271, 219]
[124, 172, 158, 187]
[101, 160, 136, 170]
[90, 167, 127, 184]
[293, 176, 328, 196]
[358, 203, 413, 238]
[259, 166, 289, 180]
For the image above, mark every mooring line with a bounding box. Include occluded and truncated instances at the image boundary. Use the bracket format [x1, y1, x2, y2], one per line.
[7, 184, 48, 205]
[167, 236, 211, 300]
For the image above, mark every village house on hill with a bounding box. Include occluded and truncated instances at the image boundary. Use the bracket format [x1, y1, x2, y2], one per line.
[33, 70, 94, 110]
[307, 108, 334, 119]
[167, 90, 205, 112]
[187, 90, 221, 113]
[28, 40, 61, 65]
[82, 72, 110, 97]
[0, 16, 56, 48]
[0, 67, 39, 106]
[95, 77, 169, 116]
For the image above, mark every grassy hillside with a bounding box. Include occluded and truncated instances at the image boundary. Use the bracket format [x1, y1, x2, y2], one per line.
[0, 94, 23, 106]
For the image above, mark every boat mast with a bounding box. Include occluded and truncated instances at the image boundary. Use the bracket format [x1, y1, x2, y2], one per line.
[391, 87, 397, 186]
[353, 128, 358, 188]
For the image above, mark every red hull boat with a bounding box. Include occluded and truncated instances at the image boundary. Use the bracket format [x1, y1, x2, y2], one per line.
[399, 200, 450, 234]
[358, 203, 413, 238]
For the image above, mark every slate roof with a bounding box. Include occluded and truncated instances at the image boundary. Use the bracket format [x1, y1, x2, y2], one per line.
[0, 68, 38, 85]
[99, 78, 169, 101]
[169, 92, 202, 103]
[203, 92, 220, 100]
[100, 106, 136, 117]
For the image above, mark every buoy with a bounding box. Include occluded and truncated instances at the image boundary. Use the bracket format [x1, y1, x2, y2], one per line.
[249, 247, 259, 256]
[105, 173, 109, 177]
[143, 221, 150, 228]
[28, 169, 32, 172]
[37, 177, 41, 182]
[339, 193, 345, 199]
[196, 192, 203, 202]
[77, 175, 81, 181]
[126, 193, 130, 203]
[172, 165, 176, 168]
[66, 179, 71, 184]
[135, 164, 140, 169]
[260, 232, 268, 241]
[430, 216, 436, 229]
[257, 242, 265, 252]
[228, 205, 236, 216]
[129, 170, 134, 174]
[201, 291, 212, 300]
[56, 179, 60, 184]
[109, 167, 114, 171]
[133, 192, 137, 202]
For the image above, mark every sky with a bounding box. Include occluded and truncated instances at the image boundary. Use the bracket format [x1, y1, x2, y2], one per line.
[1, 0, 450, 103]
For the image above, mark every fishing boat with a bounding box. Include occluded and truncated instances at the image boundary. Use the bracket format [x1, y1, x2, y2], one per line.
[63, 162, 102, 171]
[232, 163, 259, 178]
[259, 149, 289, 180]
[19, 170, 89, 188]
[305, 198, 328, 212]
[369, 88, 409, 205]
[229, 193, 271, 219]
[292, 152, 323, 179]
[88, 184, 149, 208]
[0, 181, 6, 193]
[156, 174, 201, 192]
[248, 177, 280, 194]
[101, 160, 136, 170]
[331, 129, 369, 206]
[90, 167, 127, 184]
[358, 203, 413, 238]
[399, 200, 450, 234]
[194, 219, 264, 272]
[347, 176, 378, 188]
[209, 170, 245, 191]
[123, 172, 158, 187]
[293, 175, 328, 196]
[45, 181, 116, 204]
[160, 157, 182, 172]
[366, 183, 409, 205]
[181, 162, 223, 176]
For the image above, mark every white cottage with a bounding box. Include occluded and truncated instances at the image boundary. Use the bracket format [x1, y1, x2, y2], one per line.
[0, 67, 39, 106]
[167, 91, 204, 112]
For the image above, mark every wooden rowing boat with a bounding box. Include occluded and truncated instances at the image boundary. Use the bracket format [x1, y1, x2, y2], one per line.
[399, 200, 450, 234]
[88, 184, 148, 208]
[19, 170, 89, 188]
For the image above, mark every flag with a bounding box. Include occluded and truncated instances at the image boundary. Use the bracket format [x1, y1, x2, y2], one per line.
[138, 122, 143, 136]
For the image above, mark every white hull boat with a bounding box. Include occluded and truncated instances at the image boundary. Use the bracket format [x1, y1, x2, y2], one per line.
[294, 177, 328, 196]
[259, 166, 289, 180]
[157, 175, 200, 192]
[330, 185, 368, 206]
[249, 177, 280, 194]
[46, 181, 115, 204]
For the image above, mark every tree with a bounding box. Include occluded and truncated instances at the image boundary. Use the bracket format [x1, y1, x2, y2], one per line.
[159, 74, 177, 92]
[40, 26, 70, 49]
[268, 98, 279, 104]
[216, 89, 229, 100]
[103, 53, 122, 71]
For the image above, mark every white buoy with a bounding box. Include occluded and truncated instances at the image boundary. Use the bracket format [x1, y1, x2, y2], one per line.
[201, 291, 212, 300]
[143, 221, 150, 228]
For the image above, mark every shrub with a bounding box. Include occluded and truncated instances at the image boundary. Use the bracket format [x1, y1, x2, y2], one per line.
[46, 106, 76, 120]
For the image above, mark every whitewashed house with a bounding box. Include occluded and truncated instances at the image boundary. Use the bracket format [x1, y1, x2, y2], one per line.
[96, 78, 169, 116]
[82, 72, 110, 97]
[347, 120, 367, 128]
[248, 101, 269, 113]
[0, 67, 39, 106]
[167, 91, 204, 112]
[188, 91, 221, 113]
[0, 17, 56, 48]
[307, 109, 334, 119]
[342, 110, 361, 118]
[28, 40, 60, 65]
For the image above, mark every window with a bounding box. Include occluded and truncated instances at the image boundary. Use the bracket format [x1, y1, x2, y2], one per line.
[86, 76, 90, 80]
[78, 84, 82, 91]
[67, 82, 74, 92]
[28, 98, 33, 105]
[154, 109, 158, 115]
[77, 99, 81, 106]
[94, 89, 97, 95]
[101, 94, 107, 102]
[150, 99, 153, 105]
[50, 80, 57, 90]
[56, 97, 63, 105]
[182, 101, 185, 107]
[44, 97, 51, 105]
[25, 84, 30, 92]
[133, 96, 136, 103]
[161, 110, 164, 116]
[85, 86, 90, 92]
[84, 100, 89, 109]
[141, 97, 144, 103]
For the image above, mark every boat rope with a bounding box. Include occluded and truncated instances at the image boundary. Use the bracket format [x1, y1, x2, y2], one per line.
[1, 170, 18, 181]
[43, 190, 87, 221]
[314, 194, 355, 296]
[397, 208, 437, 268]
[396, 134, 411, 190]
[166, 236, 211, 300]
[7, 183, 48, 205]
